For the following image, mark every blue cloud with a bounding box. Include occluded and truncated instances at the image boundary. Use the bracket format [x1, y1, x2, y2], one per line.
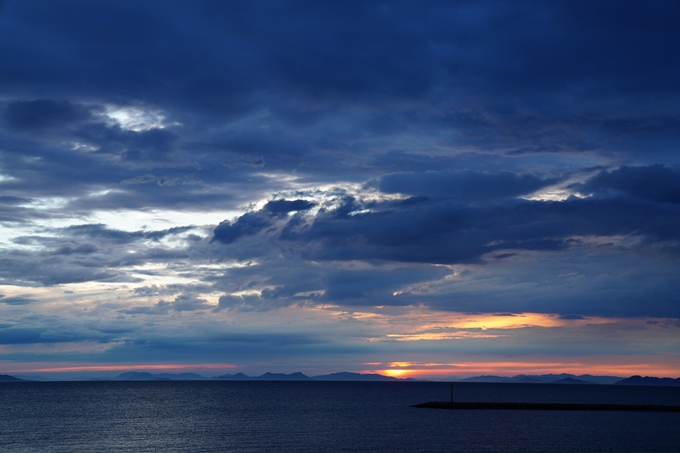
[379, 170, 558, 201]
[578, 165, 680, 204]
[264, 199, 315, 214]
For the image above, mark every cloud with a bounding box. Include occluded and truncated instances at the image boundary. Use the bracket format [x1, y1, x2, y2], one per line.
[221, 156, 265, 169]
[577, 165, 680, 204]
[378, 170, 558, 201]
[0, 196, 33, 205]
[210, 173, 680, 269]
[263, 199, 315, 214]
[62, 224, 194, 244]
[2, 1, 680, 165]
[560, 315, 585, 320]
[0, 252, 121, 286]
[2, 99, 93, 131]
[211, 213, 272, 245]
[216, 294, 271, 312]
[2, 1, 680, 371]
[1, 99, 182, 172]
[121, 174, 182, 186]
[167, 294, 212, 312]
[123, 294, 212, 315]
[133, 283, 213, 298]
[52, 243, 100, 255]
[319, 267, 435, 302]
[0, 295, 36, 305]
[211, 199, 315, 245]
[0, 223, 197, 286]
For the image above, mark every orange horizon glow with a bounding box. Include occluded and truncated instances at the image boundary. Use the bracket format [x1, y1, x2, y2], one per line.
[365, 359, 680, 379]
[3, 358, 680, 379]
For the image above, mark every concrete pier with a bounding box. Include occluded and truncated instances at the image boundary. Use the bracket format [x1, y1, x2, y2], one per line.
[412, 401, 680, 412]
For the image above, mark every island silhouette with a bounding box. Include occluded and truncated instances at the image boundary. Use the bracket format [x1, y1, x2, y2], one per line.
[2, 372, 680, 385]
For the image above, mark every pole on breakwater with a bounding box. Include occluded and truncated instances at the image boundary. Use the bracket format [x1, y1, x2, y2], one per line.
[450, 383, 454, 403]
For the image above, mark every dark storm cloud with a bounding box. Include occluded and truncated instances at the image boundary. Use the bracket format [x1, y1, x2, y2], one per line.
[1, 1, 679, 236]
[291, 198, 535, 264]
[213, 175, 680, 266]
[378, 170, 558, 201]
[1, 0, 680, 168]
[0, 136, 126, 195]
[89, 125, 181, 164]
[0, 99, 180, 164]
[2, 99, 93, 131]
[211, 199, 315, 245]
[304, 197, 680, 264]
[2, 99, 178, 162]
[206, 185, 680, 318]
[577, 165, 680, 204]
[206, 179, 680, 317]
[263, 199, 315, 214]
[212, 214, 272, 245]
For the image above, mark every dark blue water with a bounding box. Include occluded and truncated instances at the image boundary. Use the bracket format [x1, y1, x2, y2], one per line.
[1, 381, 679, 452]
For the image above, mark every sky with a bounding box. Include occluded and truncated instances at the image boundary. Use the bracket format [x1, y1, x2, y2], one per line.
[1, 0, 680, 380]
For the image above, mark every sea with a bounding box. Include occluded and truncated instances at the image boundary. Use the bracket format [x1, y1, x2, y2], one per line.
[1, 381, 679, 452]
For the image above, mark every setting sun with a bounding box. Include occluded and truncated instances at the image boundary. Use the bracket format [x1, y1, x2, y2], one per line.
[382, 369, 413, 378]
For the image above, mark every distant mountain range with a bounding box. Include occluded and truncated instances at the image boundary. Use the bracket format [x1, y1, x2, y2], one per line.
[1, 371, 405, 382]
[104, 371, 405, 382]
[0, 374, 24, 382]
[2, 372, 680, 386]
[458, 374, 680, 386]
[458, 373, 623, 384]
[614, 376, 680, 386]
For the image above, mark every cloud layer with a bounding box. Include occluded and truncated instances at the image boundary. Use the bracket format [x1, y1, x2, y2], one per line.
[1, 0, 680, 377]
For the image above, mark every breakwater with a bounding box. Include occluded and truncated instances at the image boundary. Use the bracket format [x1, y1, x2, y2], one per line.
[412, 401, 680, 412]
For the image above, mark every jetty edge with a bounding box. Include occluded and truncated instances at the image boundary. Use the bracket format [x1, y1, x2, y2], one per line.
[412, 401, 680, 412]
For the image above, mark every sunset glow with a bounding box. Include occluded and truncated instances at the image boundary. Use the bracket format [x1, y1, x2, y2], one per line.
[365, 357, 680, 380]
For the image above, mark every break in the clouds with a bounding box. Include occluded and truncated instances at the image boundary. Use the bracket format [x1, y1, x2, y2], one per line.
[1, 0, 680, 379]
